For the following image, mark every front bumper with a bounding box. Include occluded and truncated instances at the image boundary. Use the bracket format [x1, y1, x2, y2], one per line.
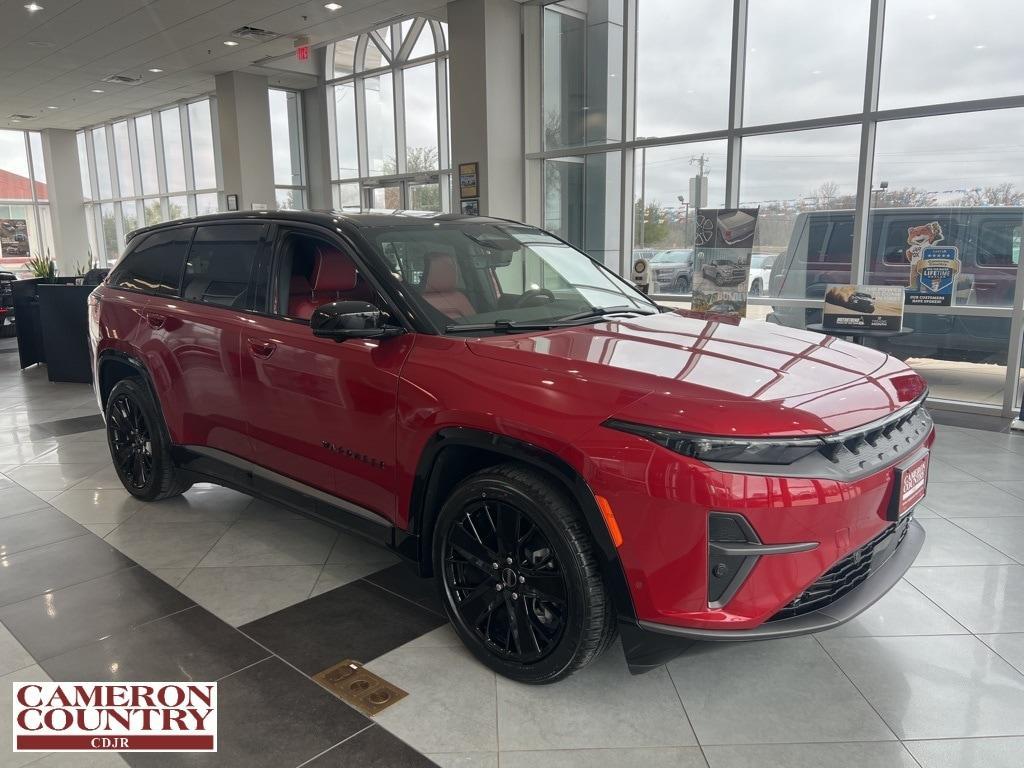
[620, 517, 924, 672]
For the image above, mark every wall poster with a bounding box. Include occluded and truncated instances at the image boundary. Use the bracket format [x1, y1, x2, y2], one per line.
[823, 284, 905, 331]
[458, 162, 479, 200]
[692, 208, 758, 317]
[906, 245, 961, 307]
[0, 219, 29, 257]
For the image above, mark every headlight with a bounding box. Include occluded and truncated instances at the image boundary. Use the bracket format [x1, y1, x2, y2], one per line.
[603, 419, 822, 465]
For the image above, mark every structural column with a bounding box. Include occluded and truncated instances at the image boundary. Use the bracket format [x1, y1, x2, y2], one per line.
[447, 0, 523, 220]
[215, 71, 276, 211]
[39, 129, 89, 274]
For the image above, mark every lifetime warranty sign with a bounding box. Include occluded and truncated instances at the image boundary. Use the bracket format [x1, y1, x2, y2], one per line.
[12, 682, 217, 752]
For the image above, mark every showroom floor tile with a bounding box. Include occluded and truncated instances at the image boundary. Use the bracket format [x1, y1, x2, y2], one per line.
[2, 338, 1024, 767]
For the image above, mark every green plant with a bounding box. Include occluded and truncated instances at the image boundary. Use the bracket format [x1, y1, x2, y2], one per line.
[25, 255, 57, 280]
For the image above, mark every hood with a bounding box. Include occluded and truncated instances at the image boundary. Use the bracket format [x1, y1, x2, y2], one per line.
[466, 311, 925, 437]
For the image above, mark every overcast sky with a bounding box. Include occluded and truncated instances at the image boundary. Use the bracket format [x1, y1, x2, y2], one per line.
[631, 0, 1024, 208]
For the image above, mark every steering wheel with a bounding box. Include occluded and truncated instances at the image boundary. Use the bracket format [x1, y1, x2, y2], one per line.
[514, 288, 556, 308]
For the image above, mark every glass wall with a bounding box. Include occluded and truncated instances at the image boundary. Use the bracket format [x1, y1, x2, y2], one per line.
[528, 0, 1024, 415]
[78, 98, 222, 265]
[0, 129, 53, 271]
[326, 17, 450, 212]
[269, 88, 306, 209]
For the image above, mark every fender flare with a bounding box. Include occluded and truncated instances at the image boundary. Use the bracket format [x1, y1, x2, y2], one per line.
[409, 426, 637, 623]
[96, 350, 170, 432]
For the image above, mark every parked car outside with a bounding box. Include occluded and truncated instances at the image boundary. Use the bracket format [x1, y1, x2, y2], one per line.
[90, 211, 932, 683]
[748, 253, 775, 296]
[767, 207, 1022, 363]
[702, 256, 746, 286]
[650, 249, 693, 294]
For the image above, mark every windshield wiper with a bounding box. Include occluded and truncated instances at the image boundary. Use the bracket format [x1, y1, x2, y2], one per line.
[445, 319, 570, 333]
[555, 305, 657, 322]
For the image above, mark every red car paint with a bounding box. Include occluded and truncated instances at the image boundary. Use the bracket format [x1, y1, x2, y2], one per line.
[90, 213, 932, 640]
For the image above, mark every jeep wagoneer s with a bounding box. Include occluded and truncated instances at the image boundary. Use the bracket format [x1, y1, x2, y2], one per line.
[89, 211, 932, 682]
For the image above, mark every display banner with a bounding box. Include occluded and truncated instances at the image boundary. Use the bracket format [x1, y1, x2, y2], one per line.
[823, 284, 905, 331]
[0, 219, 29, 257]
[906, 245, 961, 307]
[692, 208, 759, 317]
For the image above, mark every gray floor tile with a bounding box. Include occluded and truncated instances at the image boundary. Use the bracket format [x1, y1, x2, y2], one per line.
[703, 742, 918, 768]
[104, 519, 230, 570]
[428, 754, 497, 768]
[0, 440, 57, 465]
[177, 564, 321, 626]
[28, 441, 112, 465]
[197, 518, 337, 567]
[668, 637, 895, 745]
[501, 747, 708, 768]
[72, 464, 126, 490]
[907, 564, 1024, 633]
[951, 451, 1024, 483]
[312, 561, 397, 596]
[83, 523, 117, 537]
[919, 481, 1024, 518]
[0, 507, 88, 556]
[20, 751, 129, 767]
[304, 725, 436, 767]
[326, 529, 402, 565]
[48, 488, 141, 525]
[905, 736, 1024, 768]
[916, 517, 1014, 565]
[993, 480, 1024, 500]
[5, 463, 105, 491]
[129, 483, 254, 523]
[978, 633, 1024, 675]
[926, 457, 978, 485]
[0, 485, 49, 519]
[151, 568, 192, 587]
[498, 641, 695, 751]
[955, 517, 1024, 563]
[821, 579, 966, 637]
[821, 635, 1024, 739]
[368, 643, 498, 754]
[0, 623, 33, 676]
[1, 664, 51, 768]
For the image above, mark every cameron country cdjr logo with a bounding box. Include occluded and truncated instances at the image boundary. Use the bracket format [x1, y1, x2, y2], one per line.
[12, 682, 217, 752]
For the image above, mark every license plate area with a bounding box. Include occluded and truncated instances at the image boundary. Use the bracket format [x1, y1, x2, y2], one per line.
[887, 450, 929, 522]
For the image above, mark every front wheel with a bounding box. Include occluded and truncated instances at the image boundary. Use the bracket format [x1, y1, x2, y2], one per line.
[434, 463, 615, 683]
[105, 378, 191, 502]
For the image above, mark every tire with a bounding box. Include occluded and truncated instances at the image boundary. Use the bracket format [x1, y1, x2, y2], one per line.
[675, 276, 691, 294]
[750, 279, 762, 297]
[105, 378, 191, 502]
[434, 462, 614, 684]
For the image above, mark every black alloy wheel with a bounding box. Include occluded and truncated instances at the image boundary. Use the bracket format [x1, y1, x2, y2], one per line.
[108, 393, 154, 490]
[435, 463, 615, 683]
[444, 497, 569, 665]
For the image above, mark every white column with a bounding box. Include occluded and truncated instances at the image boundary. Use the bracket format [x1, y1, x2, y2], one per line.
[447, 0, 524, 220]
[215, 71, 276, 211]
[303, 82, 333, 210]
[39, 129, 89, 274]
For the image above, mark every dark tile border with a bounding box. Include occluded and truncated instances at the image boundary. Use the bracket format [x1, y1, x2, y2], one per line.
[29, 412, 105, 438]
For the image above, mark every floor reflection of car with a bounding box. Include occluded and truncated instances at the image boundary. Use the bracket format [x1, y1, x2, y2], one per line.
[0, 270, 15, 337]
[767, 207, 1022, 363]
[650, 249, 693, 293]
[748, 253, 774, 296]
[90, 211, 933, 684]
[702, 257, 745, 286]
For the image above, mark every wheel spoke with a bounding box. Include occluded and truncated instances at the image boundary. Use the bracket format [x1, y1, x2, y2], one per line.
[449, 525, 497, 572]
[520, 581, 566, 606]
[510, 596, 541, 655]
[495, 504, 520, 558]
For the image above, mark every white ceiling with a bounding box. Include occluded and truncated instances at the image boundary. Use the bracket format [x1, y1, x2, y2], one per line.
[0, 0, 447, 132]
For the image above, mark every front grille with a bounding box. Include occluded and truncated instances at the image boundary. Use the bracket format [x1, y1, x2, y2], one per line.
[815, 403, 932, 477]
[768, 515, 912, 622]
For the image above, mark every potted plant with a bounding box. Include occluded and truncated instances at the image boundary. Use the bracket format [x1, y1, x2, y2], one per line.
[24, 254, 57, 282]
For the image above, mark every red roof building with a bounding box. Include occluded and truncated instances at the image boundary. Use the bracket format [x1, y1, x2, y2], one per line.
[0, 168, 47, 200]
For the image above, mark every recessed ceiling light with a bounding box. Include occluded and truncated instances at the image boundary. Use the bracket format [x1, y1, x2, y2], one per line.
[926, 13, 937, 20]
[91, 88, 104, 93]
[46, 105, 59, 110]
[24, 3, 44, 11]
[973, 43, 987, 49]
[148, 67, 163, 73]
[223, 40, 239, 46]
[324, 2, 343, 10]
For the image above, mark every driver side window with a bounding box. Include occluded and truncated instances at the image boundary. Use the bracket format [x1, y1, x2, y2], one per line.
[273, 231, 373, 321]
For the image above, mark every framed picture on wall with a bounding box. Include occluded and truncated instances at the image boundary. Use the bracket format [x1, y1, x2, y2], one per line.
[226, 194, 239, 211]
[460, 198, 480, 216]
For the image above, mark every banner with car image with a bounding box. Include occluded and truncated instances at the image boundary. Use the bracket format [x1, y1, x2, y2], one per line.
[0, 219, 29, 258]
[823, 284, 905, 331]
[692, 208, 759, 317]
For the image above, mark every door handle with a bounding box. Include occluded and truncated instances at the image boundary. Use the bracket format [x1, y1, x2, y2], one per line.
[248, 338, 276, 359]
[145, 312, 166, 330]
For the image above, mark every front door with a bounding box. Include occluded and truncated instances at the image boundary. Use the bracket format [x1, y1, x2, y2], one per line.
[240, 225, 414, 523]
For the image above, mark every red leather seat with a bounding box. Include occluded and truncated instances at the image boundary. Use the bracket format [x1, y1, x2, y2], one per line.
[422, 253, 475, 319]
[288, 246, 360, 320]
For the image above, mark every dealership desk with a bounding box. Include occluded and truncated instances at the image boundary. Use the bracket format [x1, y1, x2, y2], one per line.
[806, 323, 915, 348]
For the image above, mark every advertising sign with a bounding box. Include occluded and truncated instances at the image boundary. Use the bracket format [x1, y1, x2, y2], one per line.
[692, 208, 758, 317]
[823, 284, 905, 331]
[458, 162, 479, 200]
[0, 219, 29, 257]
[906, 245, 961, 307]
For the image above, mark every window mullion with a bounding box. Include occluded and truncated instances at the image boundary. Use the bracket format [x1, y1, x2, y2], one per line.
[394, 66, 407, 177]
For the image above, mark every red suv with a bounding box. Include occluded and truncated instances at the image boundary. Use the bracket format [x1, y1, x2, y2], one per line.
[89, 212, 933, 683]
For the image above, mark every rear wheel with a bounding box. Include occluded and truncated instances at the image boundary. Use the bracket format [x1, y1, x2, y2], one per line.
[675, 275, 691, 294]
[105, 378, 191, 502]
[434, 463, 614, 684]
[750, 279, 762, 296]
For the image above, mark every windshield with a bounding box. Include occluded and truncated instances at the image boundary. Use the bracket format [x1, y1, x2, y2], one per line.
[365, 223, 657, 332]
[652, 250, 690, 263]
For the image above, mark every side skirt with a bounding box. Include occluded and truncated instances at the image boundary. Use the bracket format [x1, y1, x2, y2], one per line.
[171, 445, 420, 559]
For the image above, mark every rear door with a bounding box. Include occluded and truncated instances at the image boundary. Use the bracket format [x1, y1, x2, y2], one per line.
[145, 222, 268, 460]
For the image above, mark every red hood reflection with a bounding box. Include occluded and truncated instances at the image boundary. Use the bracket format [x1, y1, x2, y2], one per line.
[467, 311, 924, 437]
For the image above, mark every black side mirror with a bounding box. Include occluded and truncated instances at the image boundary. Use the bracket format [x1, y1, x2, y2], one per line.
[310, 301, 405, 342]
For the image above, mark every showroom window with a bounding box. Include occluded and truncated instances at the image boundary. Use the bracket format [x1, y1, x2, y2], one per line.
[269, 89, 307, 210]
[526, 0, 1024, 415]
[326, 17, 451, 212]
[0, 129, 53, 271]
[77, 98, 222, 265]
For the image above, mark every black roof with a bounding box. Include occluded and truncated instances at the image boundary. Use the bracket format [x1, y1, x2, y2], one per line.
[125, 209, 520, 243]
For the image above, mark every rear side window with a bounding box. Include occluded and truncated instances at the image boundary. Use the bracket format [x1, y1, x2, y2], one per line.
[977, 220, 1022, 267]
[110, 227, 193, 296]
[181, 224, 264, 308]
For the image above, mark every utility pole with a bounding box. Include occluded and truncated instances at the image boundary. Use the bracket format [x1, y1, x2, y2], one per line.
[689, 153, 709, 178]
